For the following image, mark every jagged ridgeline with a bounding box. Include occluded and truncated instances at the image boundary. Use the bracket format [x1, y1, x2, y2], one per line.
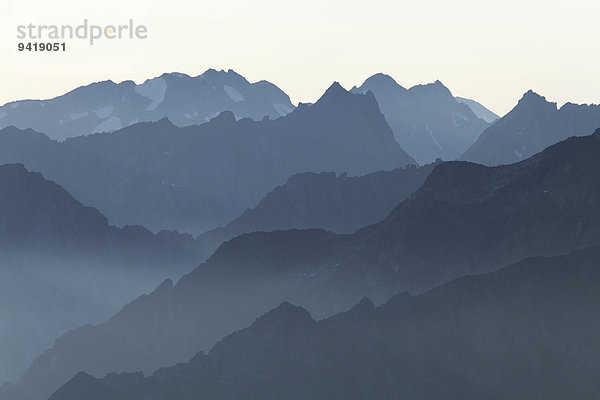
[0, 82, 415, 234]
[0, 69, 295, 140]
[8, 130, 600, 400]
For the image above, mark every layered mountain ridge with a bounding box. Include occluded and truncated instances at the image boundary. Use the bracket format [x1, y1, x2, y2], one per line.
[50, 244, 600, 400]
[0, 164, 203, 386]
[0, 83, 416, 234]
[9, 130, 600, 400]
[194, 162, 438, 259]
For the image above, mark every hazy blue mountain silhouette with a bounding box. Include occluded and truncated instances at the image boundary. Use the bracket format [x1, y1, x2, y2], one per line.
[10, 130, 600, 400]
[0, 83, 416, 234]
[50, 244, 600, 400]
[455, 96, 500, 122]
[195, 162, 438, 259]
[0, 69, 294, 140]
[462, 90, 600, 165]
[351, 73, 491, 164]
[0, 164, 203, 386]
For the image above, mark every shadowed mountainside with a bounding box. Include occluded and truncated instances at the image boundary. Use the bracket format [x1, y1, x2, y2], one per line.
[51, 244, 600, 400]
[0, 164, 203, 385]
[9, 130, 600, 400]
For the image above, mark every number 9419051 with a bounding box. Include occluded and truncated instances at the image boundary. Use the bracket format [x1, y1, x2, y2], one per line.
[18, 42, 66, 51]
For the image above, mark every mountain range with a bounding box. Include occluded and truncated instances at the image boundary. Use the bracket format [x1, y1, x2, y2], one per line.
[50, 247, 600, 400]
[194, 162, 438, 259]
[462, 90, 600, 165]
[8, 129, 600, 400]
[0, 159, 437, 389]
[351, 73, 492, 164]
[0, 69, 295, 141]
[48, 243, 600, 400]
[0, 83, 415, 234]
[0, 164, 204, 386]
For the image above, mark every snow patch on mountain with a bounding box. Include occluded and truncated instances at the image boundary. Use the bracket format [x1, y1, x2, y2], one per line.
[223, 85, 244, 102]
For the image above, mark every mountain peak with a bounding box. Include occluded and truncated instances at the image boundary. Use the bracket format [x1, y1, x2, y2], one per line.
[156, 117, 175, 126]
[409, 80, 453, 99]
[159, 72, 191, 80]
[0, 163, 28, 176]
[49, 372, 119, 400]
[518, 90, 554, 106]
[324, 81, 347, 95]
[154, 279, 173, 295]
[199, 68, 248, 83]
[511, 90, 558, 116]
[353, 296, 375, 312]
[312, 82, 364, 108]
[252, 302, 315, 329]
[362, 73, 406, 90]
[209, 110, 237, 124]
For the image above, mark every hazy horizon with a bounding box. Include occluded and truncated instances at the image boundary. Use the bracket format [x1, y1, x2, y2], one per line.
[2, 0, 599, 116]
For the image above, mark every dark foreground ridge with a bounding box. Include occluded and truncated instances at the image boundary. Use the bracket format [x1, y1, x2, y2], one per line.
[50, 244, 600, 400]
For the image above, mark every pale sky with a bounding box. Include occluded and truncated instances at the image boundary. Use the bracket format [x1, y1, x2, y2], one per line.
[1, 0, 599, 116]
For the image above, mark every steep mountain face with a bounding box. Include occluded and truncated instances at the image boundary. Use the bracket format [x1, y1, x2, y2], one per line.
[455, 96, 500, 122]
[50, 245, 600, 400]
[0, 83, 416, 234]
[0, 164, 202, 386]
[351, 74, 490, 164]
[195, 163, 438, 258]
[462, 90, 600, 165]
[0, 69, 294, 140]
[11, 131, 600, 400]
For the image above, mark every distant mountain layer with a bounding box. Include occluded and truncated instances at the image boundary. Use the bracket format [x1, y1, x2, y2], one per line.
[352, 73, 491, 164]
[0, 83, 416, 234]
[196, 163, 438, 258]
[462, 90, 600, 165]
[0, 164, 203, 386]
[455, 96, 500, 122]
[50, 244, 600, 400]
[0, 69, 295, 140]
[12, 130, 600, 400]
